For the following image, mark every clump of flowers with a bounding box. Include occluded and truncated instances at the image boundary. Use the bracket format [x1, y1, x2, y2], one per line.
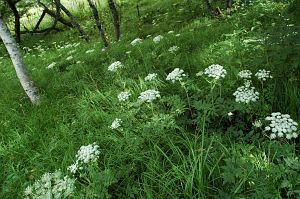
[108, 61, 123, 72]
[130, 38, 143, 46]
[110, 118, 122, 129]
[255, 69, 272, 81]
[47, 62, 56, 69]
[118, 91, 131, 102]
[153, 35, 164, 43]
[66, 56, 73, 61]
[138, 89, 161, 102]
[166, 68, 186, 83]
[238, 70, 252, 79]
[168, 46, 179, 53]
[145, 73, 158, 81]
[253, 120, 262, 128]
[85, 49, 95, 54]
[233, 84, 259, 104]
[204, 64, 227, 80]
[68, 143, 100, 174]
[265, 112, 298, 139]
[24, 171, 75, 199]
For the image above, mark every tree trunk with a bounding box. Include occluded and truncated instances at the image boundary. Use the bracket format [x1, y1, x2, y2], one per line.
[87, 0, 108, 47]
[37, 1, 73, 28]
[33, 10, 46, 31]
[58, 2, 90, 42]
[226, 0, 233, 14]
[6, 0, 20, 43]
[0, 12, 40, 104]
[203, 0, 219, 16]
[108, 0, 120, 41]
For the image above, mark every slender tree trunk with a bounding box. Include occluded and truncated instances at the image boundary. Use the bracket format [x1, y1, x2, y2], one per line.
[0, 12, 39, 104]
[108, 0, 120, 41]
[58, 2, 90, 42]
[87, 0, 108, 47]
[203, 0, 219, 16]
[226, 0, 233, 14]
[33, 10, 46, 31]
[6, 0, 21, 43]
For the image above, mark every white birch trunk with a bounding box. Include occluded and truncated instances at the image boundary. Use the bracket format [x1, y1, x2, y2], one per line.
[0, 12, 40, 104]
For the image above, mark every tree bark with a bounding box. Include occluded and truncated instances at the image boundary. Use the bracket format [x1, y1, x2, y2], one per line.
[203, 0, 219, 16]
[108, 0, 120, 41]
[6, 0, 20, 43]
[37, 0, 73, 28]
[33, 10, 46, 31]
[58, 2, 89, 42]
[0, 12, 40, 104]
[87, 0, 108, 47]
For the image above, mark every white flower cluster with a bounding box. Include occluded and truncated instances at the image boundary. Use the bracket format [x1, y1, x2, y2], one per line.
[66, 56, 73, 61]
[168, 46, 179, 53]
[68, 143, 100, 174]
[166, 68, 186, 83]
[110, 118, 122, 129]
[255, 69, 272, 81]
[118, 91, 131, 102]
[47, 62, 56, 69]
[24, 171, 75, 199]
[204, 64, 227, 80]
[238, 70, 252, 79]
[153, 35, 164, 43]
[138, 89, 161, 102]
[108, 61, 123, 72]
[131, 38, 143, 46]
[265, 112, 298, 139]
[233, 84, 259, 104]
[85, 49, 95, 54]
[145, 73, 158, 81]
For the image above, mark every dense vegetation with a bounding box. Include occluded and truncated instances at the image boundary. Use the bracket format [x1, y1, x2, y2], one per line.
[0, 0, 300, 198]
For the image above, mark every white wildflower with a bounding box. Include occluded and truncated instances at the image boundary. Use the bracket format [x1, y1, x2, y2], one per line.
[168, 30, 174, 34]
[166, 68, 186, 83]
[24, 171, 74, 199]
[168, 46, 179, 53]
[130, 38, 143, 46]
[118, 91, 131, 102]
[85, 49, 95, 54]
[252, 120, 262, 128]
[204, 64, 227, 80]
[175, 34, 181, 37]
[108, 61, 123, 72]
[47, 62, 56, 69]
[265, 112, 298, 139]
[67, 162, 78, 174]
[233, 85, 259, 104]
[153, 35, 164, 43]
[238, 70, 252, 79]
[66, 56, 73, 61]
[76, 143, 100, 164]
[228, 112, 234, 116]
[110, 118, 122, 129]
[138, 89, 161, 102]
[145, 73, 158, 81]
[255, 69, 272, 81]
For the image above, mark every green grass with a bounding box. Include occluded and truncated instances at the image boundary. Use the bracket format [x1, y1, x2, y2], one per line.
[0, 0, 300, 198]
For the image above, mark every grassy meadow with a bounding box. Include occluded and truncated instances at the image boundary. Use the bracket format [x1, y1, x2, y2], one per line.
[0, 0, 300, 198]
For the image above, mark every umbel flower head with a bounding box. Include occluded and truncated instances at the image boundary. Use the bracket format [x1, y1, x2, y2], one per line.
[24, 171, 75, 199]
[238, 70, 252, 79]
[153, 35, 164, 43]
[233, 83, 259, 104]
[118, 91, 131, 102]
[145, 73, 158, 81]
[68, 143, 100, 174]
[204, 64, 227, 80]
[265, 112, 298, 139]
[108, 61, 123, 72]
[110, 118, 122, 129]
[138, 89, 161, 102]
[131, 38, 142, 46]
[255, 69, 272, 81]
[168, 46, 179, 53]
[166, 68, 186, 83]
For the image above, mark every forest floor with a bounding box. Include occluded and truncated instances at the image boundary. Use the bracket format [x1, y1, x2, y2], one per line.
[0, 0, 300, 198]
